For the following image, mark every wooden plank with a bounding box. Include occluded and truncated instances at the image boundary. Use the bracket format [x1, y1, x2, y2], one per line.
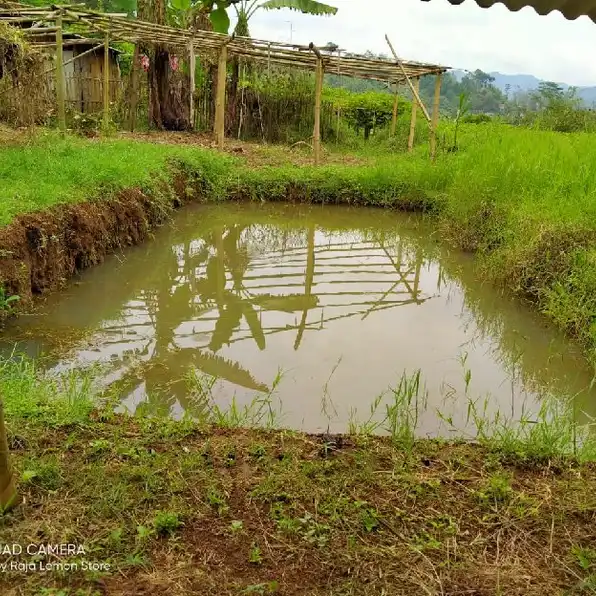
[55, 14, 66, 135]
[408, 78, 419, 152]
[313, 56, 324, 166]
[189, 38, 196, 131]
[102, 31, 110, 133]
[430, 73, 442, 161]
[214, 43, 228, 150]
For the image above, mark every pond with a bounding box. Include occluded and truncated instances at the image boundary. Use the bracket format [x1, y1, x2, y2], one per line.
[3, 203, 595, 435]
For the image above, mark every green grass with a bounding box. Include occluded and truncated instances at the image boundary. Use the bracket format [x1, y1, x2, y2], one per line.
[2, 361, 596, 595]
[0, 132, 232, 225]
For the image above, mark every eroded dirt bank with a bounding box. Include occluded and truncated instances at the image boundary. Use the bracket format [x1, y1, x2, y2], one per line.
[0, 182, 190, 310]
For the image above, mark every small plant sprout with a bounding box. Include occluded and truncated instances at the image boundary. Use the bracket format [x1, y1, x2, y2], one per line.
[0, 287, 19, 312]
[249, 544, 263, 564]
[153, 511, 183, 537]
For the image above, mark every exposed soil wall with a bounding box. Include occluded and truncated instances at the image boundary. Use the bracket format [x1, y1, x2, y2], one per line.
[0, 182, 187, 314]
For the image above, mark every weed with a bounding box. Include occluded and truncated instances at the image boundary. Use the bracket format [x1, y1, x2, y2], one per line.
[0, 286, 19, 311]
[136, 525, 153, 543]
[248, 544, 262, 564]
[249, 444, 267, 460]
[153, 511, 183, 537]
[359, 507, 380, 533]
[572, 545, 596, 571]
[206, 488, 229, 515]
[476, 472, 513, 505]
[410, 531, 443, 551]
[21, 456, 62, 491]
[87, 439, 112, 456]
[385, 370, 426, 446]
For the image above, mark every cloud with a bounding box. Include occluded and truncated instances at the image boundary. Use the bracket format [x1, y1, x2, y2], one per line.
[233, 0, 596, 86]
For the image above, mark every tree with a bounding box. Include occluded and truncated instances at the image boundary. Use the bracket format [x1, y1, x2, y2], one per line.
[232, 0, 337, 36]
[537, 81, 565, 100]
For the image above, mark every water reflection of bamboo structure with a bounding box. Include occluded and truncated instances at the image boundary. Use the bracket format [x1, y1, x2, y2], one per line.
[75, 223, 431, 415]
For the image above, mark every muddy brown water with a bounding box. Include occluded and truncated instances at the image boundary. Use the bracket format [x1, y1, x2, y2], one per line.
[3, 203, 595, 435]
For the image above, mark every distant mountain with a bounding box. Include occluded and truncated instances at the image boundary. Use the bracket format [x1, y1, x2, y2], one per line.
[451, 68, 596, 107]
[488, 72, 556, 94]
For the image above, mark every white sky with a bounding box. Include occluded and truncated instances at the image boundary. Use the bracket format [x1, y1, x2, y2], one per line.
[236, 0, 596, 87]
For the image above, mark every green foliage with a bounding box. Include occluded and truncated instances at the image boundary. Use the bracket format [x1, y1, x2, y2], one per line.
[324, 88, 404, 140]
[475, 473, 513, 505]
[0, 133, 232, 226]
[0, 356, 95, 426]
[0, 286, 19, 311]
[419, 70, 505, 116]
[572, 545, 596, 572]
[462, 113, 492, 124]
[0, 21, 28, 47]
[153, 511, 183, 536]
[248, 544, 263, 564]
[260, 0, 337, 14]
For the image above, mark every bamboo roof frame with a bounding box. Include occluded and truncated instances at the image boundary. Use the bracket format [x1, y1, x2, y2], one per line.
[0, 3, 449, 84]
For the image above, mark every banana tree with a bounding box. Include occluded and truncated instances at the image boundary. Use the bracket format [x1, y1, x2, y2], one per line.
[232, 0, 337, 37]
[168, 0, 241, 32]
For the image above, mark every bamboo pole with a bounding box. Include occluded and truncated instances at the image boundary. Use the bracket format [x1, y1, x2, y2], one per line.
[408, 78, 419, 152]
[128, 44, 140, 132]
[214, 42, 228, 150]
[385, 34, 431, 123]
[430, 73, 442, 161]
[102, 30, 110, 134]
[55, 13, 66, 135]
[336, 49, 341, 142]
[1, 7, 449, 88]
[391, 81, 398, 136]
[313, 56, 324, 166]
[189, 37, 196, 131]
[0, 397, 17, 512]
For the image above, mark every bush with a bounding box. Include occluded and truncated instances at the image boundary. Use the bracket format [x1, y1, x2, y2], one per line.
[462, 114, 492, 124]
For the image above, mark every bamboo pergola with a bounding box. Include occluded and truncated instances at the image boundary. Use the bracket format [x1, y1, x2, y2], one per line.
[0, 3, 450, 161]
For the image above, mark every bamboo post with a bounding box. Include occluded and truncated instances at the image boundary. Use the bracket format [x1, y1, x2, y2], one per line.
[336, 49, 341, 142]
[313, 57, 324, 165]
[430, 73, 442, 161]
[391, 81, 398, 137]
[408, 78, 419, 152]
[189, 38, 196, 131]
[214, 42, 228, 150]
[0, 397, 17, 512]
[102, 30, 110, 134]
[128, 44, 140, 132]
[385, 34, 431, 124]
[309, 42, 324, 166]
[55, 14, 66, 135]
